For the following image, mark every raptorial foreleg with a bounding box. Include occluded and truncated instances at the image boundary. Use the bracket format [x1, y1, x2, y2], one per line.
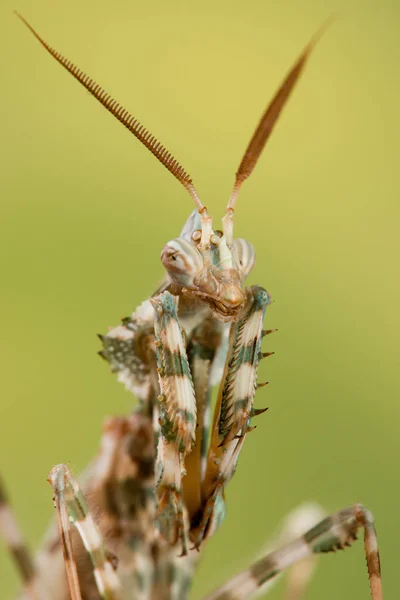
[151, 291, 197, 555]
[192, 285, 271, 546]
[184, 315, 227, 522]
[204, 504, 382, 600]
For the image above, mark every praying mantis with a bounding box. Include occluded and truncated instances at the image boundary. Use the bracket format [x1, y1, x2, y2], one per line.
[0, 13, 383, 600]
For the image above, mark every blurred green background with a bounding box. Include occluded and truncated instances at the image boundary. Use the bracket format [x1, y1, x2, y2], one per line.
[0, 0, 399, 598]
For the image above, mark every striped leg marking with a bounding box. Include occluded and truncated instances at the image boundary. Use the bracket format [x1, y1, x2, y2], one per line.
[151, 291, 197, 555]
[48, 464, 122, 600]
[205, 504, 383, 600]
[192, 286, 271, 546]
[252, 502, 326, 600]
[0, 477, 37, 598]
[184, 315, 225, 523]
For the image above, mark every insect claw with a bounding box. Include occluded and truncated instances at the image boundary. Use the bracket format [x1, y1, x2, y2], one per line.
[256, 381, 269, 389]
[97, 333, 105, 341]
[262, 328, 278, 336]
[259, 351, 275, 360]
[252, 407, 269, 416]
[233, 430, 249, 440]
[232, 426, 257, 441]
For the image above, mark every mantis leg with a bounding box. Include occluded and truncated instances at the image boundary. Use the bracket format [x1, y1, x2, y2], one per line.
[192, 285, 271, 546]
[184, 315, 227, 523]
[151, 291, 197, 555]
[30, 412, 194, 600]
[204, 504, 382, 600]
[251, 502, 326, 600]
[48, 464, 122, 600]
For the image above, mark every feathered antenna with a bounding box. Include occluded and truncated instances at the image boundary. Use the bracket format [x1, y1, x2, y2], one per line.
[15, 12, 205, 215]
[222, 20, 333, 245]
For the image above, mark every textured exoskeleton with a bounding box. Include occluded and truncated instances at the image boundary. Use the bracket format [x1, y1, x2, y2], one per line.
[0, 14, 383, 600]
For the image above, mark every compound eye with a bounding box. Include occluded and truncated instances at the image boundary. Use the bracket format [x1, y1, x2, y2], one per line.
[161, 238, 203, 278]
[232, 238, 256, 280]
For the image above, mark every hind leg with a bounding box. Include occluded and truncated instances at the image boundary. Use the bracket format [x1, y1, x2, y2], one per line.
[205, 504, 382, 600]
[48, 464, 121, 600]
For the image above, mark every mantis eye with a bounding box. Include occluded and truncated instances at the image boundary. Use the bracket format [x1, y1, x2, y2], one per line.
[232, 238, 256, 280]
[161, 238, 203, 280]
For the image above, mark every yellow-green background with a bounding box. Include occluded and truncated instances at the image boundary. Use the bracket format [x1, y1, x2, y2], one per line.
[0, 0, 399, 598]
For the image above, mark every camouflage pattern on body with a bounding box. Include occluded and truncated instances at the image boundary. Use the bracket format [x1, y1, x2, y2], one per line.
[0, 14, 383, 600]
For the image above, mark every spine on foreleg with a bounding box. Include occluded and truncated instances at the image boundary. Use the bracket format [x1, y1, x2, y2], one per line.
[151, 292, 197, 554]
[192, 286, 271, 547]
